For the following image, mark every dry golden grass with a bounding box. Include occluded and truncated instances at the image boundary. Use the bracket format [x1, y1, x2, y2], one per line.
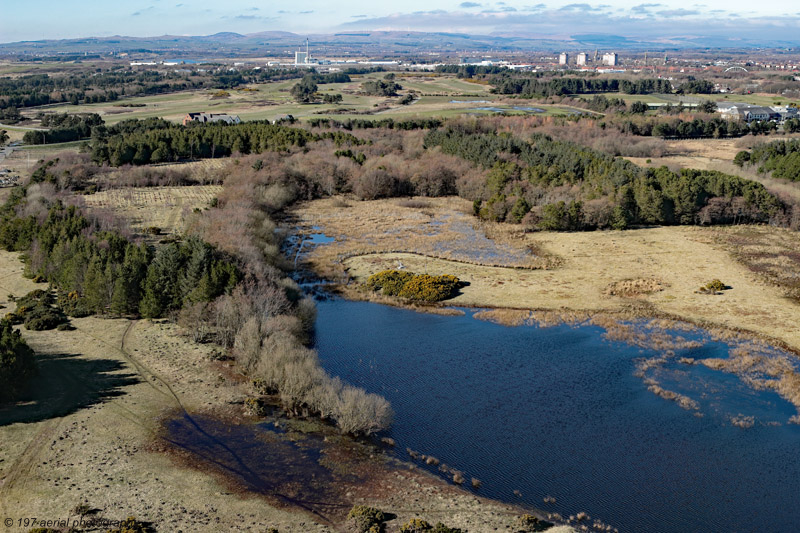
[82, 185, 222, 234]
[297, 197, 800, 354]
[702, 225, 800, 301]
[291, 196, 552, 275]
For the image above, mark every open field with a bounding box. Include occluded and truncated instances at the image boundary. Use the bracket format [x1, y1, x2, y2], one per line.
[295, 196, 800, 354]
[82, 184, 222, 235]
[0, 144, 81, 175]
[25, 73, 586, 125]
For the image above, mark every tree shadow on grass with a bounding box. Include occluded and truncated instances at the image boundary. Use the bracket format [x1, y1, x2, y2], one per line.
[0, 352, 139, 426]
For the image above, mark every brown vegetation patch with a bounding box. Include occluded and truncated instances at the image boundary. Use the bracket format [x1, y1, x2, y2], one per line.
[291, 196, 552, 282]
[706, 225, 800, 301]
[644, 381, 700, 411]
[604, 278, 667, 298]
[700, 342, 800, 422]
[82, 185, 222, 236]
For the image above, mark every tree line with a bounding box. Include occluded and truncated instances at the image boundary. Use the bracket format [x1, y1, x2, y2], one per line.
[89, 119, 365, 166]
[607, 115, 777, 139]
[735, 139, 800, 181]
[424, 126, 782, 229]
[23, 113, 104, 144]
[307, 117, 442, 130]
[490, 76, 675, 98]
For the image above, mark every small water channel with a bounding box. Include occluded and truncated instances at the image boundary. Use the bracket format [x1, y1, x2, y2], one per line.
[313, 300, 800, 533]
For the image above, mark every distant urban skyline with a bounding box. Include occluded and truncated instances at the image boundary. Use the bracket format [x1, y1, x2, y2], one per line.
[2, 1, 800, 44]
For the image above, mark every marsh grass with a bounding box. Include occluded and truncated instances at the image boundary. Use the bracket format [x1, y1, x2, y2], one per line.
[700, 341, 800, 422]
[603, 278, 667, 298]
[710, 225, 800, 301]
[291, 197, 553, 278]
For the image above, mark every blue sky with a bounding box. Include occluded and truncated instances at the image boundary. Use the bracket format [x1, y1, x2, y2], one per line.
[2, 1, 800, 43]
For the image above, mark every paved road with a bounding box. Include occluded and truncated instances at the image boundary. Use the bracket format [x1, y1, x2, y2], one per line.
[0, 122, 46, 131]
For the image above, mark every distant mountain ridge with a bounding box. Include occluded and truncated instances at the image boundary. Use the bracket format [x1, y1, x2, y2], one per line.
[1, 30, 798, 57]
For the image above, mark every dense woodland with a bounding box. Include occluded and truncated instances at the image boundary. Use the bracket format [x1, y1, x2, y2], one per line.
[736, 139, 800, 181]
[307, 117, 442, 130]
[436, 66, 721, 97]
[423, 125, 783, 229]
[89, 118, 364, 166]
[491, 76, 676, 98]
[22, 112, 103, 144]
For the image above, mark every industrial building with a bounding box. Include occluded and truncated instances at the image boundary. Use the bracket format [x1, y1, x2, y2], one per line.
[295, 39, 311, 66]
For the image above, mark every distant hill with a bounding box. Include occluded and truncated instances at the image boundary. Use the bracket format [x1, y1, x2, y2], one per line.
[1, 30, 798, 58]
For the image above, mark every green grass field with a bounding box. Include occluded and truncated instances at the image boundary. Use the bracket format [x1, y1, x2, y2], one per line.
[27, 74, 791, 130]
[27, 74, 501, 124]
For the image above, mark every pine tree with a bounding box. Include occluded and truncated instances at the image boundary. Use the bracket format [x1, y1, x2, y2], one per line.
[83, 253, 109, 313]
[110, 243, 152, 316]
[139, 243, 181, 318]
[179, 237, 211, 304]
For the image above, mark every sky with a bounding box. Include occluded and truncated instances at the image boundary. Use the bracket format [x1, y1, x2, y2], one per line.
[2, 0, 800, 43]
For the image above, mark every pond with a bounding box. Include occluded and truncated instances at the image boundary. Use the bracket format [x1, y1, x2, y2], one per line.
[313, 299, 800, 533]
[469, 106, 546, 114]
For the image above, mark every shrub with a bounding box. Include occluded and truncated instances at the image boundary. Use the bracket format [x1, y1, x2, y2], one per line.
[347, 505, 387, 533]
[431, 524, 463, 533]
[516, 514, 551, 532]
[366, 270, 414, 296]
[14, 290, 68, 330]
[244, 397, 267, 416]
[699, 279, 729, 294]
[365, 270, 460, 302]
[400, 518, 432, 532]
[397, 274, 460, 302]
[72, 503, 92, 516]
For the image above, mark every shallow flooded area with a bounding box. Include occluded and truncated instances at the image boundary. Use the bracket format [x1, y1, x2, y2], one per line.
[313, 299, 800, 533]
[161, 412, 385, 524]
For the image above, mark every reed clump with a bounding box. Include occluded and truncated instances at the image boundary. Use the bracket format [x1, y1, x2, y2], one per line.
[604, 278, 666, 297]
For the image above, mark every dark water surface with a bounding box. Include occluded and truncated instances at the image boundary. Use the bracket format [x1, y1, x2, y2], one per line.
[314, 299, 800, 533]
